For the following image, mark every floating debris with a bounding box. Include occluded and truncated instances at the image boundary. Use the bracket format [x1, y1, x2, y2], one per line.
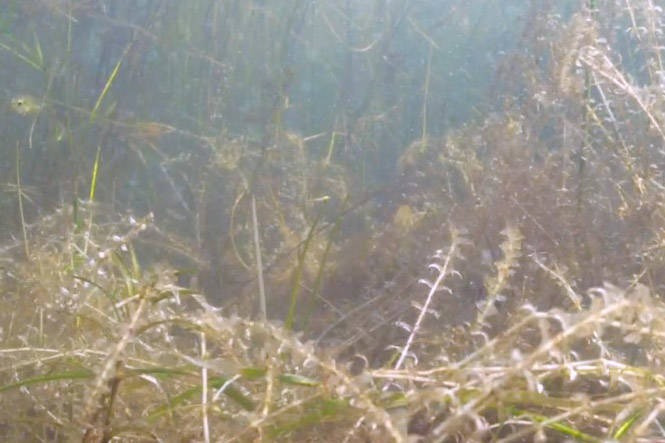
[10, 94, 43, 116]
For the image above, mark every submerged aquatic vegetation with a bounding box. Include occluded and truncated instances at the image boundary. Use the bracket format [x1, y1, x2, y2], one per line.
[2, 207, 665, 441]
[4, 0, 665, 441]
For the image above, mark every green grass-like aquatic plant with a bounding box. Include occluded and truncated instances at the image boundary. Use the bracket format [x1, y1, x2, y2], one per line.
[5, 0, 665, 441]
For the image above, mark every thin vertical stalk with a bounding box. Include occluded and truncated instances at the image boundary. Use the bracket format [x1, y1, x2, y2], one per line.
[200, 332, 210, 443]
[39, 308, 44, 347]
[83, 145, 102, 255]
[422, 42, 433, 144]
[285, 216, 319, 331]
[16, 143, 29, 259]
[252, 195, 267, 321]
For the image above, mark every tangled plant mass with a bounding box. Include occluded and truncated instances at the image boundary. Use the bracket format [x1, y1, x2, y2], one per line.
[3, 1, 665, 441]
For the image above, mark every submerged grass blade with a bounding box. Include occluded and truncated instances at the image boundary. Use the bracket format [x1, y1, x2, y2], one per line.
[83, 144, 102, 255]
[148, 376, 255, 420]
[268, 397, 352, 438]
[278, 373, 320, 387]
[32, 31, 43, 68]
[0, 369, 94, 393]
[304, 197, 348, 331]
[507, 407, 599, 442]
[612, 408, 643, 440]
[252, 194, 267, 321]
[88, 145, 102, 202]
[15, 143, 29, 259]
[0, 40, 44, 71]
[90, 42, 132, 123]
[285, 216, 320, 331]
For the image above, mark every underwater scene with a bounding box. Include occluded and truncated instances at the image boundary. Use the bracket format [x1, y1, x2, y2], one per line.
[2, 0, 665, 441]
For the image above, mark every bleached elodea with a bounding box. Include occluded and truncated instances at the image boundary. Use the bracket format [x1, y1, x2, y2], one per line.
[391, 228, 468, 371]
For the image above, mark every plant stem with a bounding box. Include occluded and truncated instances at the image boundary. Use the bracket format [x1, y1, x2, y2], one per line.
[16, 143, 30, 259]
[252, 194, 267, 321]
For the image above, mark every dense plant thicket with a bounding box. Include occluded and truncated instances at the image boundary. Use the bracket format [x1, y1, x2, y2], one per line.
[2, 0, 665, 441]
